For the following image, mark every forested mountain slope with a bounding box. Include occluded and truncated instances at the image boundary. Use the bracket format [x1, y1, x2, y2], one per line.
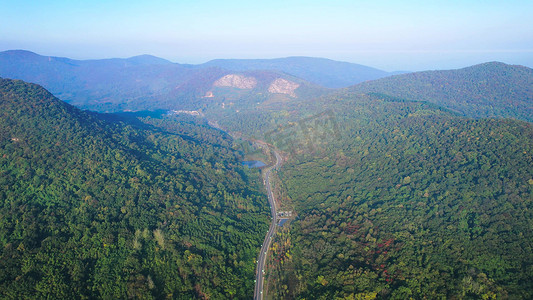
[2, 51, 532, 299]
[349, 62, 533, 122]
[259, 94, 533, 299]
[0, 78, 269, 299]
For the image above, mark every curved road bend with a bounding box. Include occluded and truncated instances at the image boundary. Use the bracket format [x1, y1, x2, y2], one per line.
[254, 147, 282, 300]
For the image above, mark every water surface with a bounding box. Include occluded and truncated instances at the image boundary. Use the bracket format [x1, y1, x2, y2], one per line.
[242, 160, 266, 168]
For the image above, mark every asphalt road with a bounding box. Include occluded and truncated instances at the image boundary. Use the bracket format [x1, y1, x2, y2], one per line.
[253, 147, 282, 300]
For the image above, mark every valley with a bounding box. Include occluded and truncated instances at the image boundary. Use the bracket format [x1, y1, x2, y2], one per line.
[0, 52, 532, 299]
[254, 144, 283, 300]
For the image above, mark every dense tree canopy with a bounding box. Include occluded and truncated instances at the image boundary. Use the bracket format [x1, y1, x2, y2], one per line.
[0, 78, 269, 299]
[264, 95, 533, 299]
[1, 58, 532, 299]
[350, 62, 533, 122]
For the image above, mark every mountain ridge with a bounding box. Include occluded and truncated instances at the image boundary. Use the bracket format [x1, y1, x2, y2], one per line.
[1, 50, 174, 66]
[0, 50, 340, 112]
[347, 61, 533, 122]
[1, 50, 531, 123]
[200, 56, 399, 88]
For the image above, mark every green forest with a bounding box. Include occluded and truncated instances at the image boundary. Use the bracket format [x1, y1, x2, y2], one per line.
[350, 62, 533, 122]
[179, 63, 533, 299]
[1, 59, 532, 300]
[262, 95, 533, 299]
[0, 78, 270, 299]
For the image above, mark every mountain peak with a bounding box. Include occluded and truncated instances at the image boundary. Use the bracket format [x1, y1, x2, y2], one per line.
[201, 56, 392, 88]
[126, 54, 173, 65]
[463, 61, 530, 72]
[349, 61, 533, 122]
[0, 49, 43, 60]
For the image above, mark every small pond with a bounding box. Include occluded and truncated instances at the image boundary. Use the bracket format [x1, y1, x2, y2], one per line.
[242, 160, 267, 168]
[278, 219, 289, 227]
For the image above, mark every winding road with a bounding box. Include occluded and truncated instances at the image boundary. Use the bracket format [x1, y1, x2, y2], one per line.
[253, 146, 282, 300]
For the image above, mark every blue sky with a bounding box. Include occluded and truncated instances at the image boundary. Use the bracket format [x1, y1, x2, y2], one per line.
[1, 0, 532, 71]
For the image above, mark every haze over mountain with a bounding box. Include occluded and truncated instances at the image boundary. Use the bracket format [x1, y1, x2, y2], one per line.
[0, 50, 398, 112]
[2, 50, 530, 123]
[0, 50, 193, 111]
[3, 1, 531, 71]
[199, 56, 402, 88]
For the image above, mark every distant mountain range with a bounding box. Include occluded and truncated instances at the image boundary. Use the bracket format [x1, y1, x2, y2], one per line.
[198, 56, 402, 88]
[0, 50, 397, 112]
[0, 50, 195, 111]
[1, 50, 531, 123]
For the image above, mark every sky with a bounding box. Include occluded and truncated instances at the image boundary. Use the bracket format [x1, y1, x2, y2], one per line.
[1, 0, 532, 71]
